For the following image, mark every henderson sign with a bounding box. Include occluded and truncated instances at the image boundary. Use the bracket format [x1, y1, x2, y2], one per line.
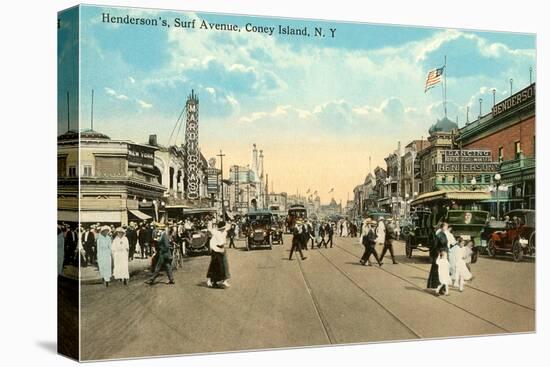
[492, 84, 535, 117]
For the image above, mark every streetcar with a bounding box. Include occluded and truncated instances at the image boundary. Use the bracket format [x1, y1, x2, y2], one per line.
[286, 204, 307, 232]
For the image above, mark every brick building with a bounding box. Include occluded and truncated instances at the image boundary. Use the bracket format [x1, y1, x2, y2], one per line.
[457, 83, 536, 212]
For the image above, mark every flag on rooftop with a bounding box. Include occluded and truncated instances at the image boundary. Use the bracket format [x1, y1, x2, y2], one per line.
[424, 66, 445, 92]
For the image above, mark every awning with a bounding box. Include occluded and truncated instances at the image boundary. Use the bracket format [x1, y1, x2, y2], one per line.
[411, 190, 491, 206]
[128, 209, 152, 220]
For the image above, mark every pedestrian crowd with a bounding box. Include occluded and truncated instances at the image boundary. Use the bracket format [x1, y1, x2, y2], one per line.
[288, 219, 336, 260]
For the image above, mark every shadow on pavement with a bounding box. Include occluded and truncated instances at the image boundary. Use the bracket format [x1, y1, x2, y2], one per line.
[36, 340, 57, 355]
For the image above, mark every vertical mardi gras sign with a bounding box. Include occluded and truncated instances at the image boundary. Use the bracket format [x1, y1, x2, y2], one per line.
[185, 90, 200, 200]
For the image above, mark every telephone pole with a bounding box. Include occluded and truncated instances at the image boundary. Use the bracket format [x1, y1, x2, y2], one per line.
[217, 150, 226, 216]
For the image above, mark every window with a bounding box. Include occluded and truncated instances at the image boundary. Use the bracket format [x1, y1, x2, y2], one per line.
[68, 166, 77, 177]
[83, 165, 92, 176]
[498, 146, 504, 162]
[58, 157, 67, 177]
[514, 141, 521, 159]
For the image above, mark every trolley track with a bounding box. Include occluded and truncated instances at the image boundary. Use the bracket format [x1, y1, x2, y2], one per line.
[332, 243, 514, 333]
[313, 248, 423, 338]
[296, 256, 337, 344]
[398, 259, 535, 311]
[335, 242, 535, 311]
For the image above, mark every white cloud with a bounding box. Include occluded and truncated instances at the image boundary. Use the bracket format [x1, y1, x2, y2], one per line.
[137, 100, 153, 109]
[104, 87, 129, 101]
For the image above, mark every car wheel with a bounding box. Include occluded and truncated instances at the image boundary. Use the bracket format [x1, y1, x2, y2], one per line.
[487, 239, 497, 257]
[528, 232, 536, 256]
[512, 240, 523, 262]
[471, 249, 478, 264]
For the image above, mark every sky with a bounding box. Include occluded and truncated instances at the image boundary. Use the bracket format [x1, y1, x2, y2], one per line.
[58, 5, 536, 205]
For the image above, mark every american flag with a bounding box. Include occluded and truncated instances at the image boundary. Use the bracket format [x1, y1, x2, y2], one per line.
[424, 66, 445, 92]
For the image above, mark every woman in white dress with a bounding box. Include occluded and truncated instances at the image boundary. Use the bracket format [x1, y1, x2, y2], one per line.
[112, 227, 130, 285]
[435, 250, 451, 296]
[453, 241, 472, 291]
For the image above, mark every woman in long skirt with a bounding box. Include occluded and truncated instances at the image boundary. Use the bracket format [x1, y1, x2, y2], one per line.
[97, 226, 113, 287]
[206, 221, 231, 288]
[112, 227, 130, 285]
[427, 223, 448, 290]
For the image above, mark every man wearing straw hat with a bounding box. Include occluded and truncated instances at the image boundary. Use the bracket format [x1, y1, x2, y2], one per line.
[380, 217, 398, 265]
[359, 218, 382, 266]
[145, 227, 175, 285]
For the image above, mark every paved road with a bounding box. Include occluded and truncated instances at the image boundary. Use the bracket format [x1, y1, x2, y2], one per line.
[80, 235, 535, 361]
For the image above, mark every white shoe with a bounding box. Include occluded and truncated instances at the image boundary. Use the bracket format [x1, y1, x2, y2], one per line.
[222, 280, 231, 288]
[206, 279, 213, 288]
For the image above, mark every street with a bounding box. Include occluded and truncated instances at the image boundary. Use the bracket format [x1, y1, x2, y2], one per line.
[80, 235, 535, 361]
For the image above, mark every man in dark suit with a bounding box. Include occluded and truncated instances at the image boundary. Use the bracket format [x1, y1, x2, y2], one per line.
[83, 225, 96, 266]
[325, 223, 334, 248]
[126, 223, 138, 261]
[63, 225, 77, 266]
[380, 218, 398, 264]
[145, 227, 175, 285]
[359, 219, 382, 266]
[289, 225, 307, 261]
[138, 224, 149, 259]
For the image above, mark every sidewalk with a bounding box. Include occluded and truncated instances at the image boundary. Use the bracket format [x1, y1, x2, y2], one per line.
[62, 257, 152, 285]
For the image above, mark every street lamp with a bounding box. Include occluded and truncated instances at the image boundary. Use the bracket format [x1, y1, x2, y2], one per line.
[494, 173, 502, 220]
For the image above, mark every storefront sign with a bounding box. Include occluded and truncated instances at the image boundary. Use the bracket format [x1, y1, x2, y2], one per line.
[443, 149, 492, 163]
[185, 90, 200, 200]
[492, 84, 535, 117]
[437, 162, 499, 173]
[206, 167, 220, 194]
[438, 149, 499, 173]
[127, 144, 155, 169]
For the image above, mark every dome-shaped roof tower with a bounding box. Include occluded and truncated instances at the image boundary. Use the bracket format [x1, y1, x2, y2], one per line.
[428, 117, 458, 135]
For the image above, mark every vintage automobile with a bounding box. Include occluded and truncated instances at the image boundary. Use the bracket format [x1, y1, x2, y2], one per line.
[445, 210, 490, 263]
[487, 209, 535, 262]
[177, 208, 217, 256]
[403, 209, 434, 258]
[270, 213, 284, 244]
[480, 219, 507, 250]
[244, 210, 275, 250]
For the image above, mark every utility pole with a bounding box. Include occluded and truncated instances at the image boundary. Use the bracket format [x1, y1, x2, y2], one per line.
[217, 150, 226, 216]
[66, 91, 70, 132]
[91, 89, 94, 130]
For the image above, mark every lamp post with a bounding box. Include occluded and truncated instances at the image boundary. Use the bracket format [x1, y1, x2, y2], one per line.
[494, 173, 502, 220]
[405, 193, 409, 219]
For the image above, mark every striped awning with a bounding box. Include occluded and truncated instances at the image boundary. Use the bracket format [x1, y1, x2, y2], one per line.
[411, 190, 491, 206]
[128, 209, 152, 220]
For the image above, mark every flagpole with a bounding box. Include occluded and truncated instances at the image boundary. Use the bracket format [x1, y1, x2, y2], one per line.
[444, 55, 447, 119]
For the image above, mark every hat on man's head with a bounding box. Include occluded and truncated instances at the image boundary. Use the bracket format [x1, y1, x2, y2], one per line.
[115, 227, 125, 233]
[216, 221, 226, 229]
[100, 225, 110, 233]
[378, 216, 385, 221]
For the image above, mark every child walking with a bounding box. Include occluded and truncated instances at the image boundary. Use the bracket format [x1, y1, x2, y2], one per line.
[453, 240, 473, 291]
[435, 250, 451, 296]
